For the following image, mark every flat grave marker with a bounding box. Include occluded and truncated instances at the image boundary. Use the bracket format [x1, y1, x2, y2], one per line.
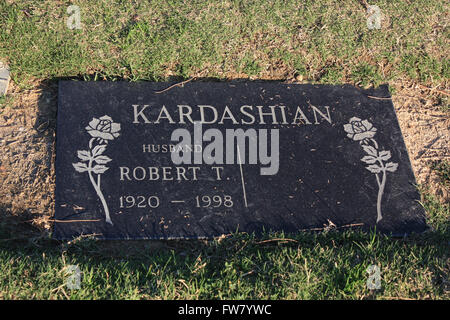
[53, 81, 428, 239]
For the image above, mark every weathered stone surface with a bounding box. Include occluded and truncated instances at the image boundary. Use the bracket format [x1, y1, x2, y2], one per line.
[53, 81, 428, 239]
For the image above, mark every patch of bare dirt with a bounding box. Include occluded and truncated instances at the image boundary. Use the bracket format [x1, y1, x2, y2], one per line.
[392, 80, 449, 203]
[0, 79, 448, 233]
[0, 80, 56, 233]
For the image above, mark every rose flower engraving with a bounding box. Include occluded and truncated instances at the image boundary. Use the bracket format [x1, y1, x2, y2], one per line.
[73, 115, 121, 225]
[86, 115, 121, 145]
[344, 117, 377, 141]
[344, 117, 398, 223]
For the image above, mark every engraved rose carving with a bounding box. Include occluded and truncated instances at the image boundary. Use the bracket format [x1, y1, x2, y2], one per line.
[344, 117, 398, 223]
[344, 117, 377, 141]
[86, 115, 121, 143]
[73, 115, 121, 225]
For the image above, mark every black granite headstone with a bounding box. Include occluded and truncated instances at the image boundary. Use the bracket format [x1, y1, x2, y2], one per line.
[53, 81, 428, 239]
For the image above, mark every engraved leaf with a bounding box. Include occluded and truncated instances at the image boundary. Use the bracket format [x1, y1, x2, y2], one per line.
[361, 155, 377, 164]
[92, 144, 107, 157]
[362, 145, 378, 157]
[366, 164, 382, 174]
[91, 165, 109, 174]
[77, 150, 91, 161]
[73, 162, 89, 173]
[94, 155, 112, 164]
[378, 150, 391, 161]
[385, 162, 398, 172]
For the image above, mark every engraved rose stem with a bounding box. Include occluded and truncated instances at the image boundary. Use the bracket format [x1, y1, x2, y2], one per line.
[365, 139, 386, 222]
[89, 137, 95, 149]
[87, 158, 112, 225]
[367, 140, 387, 222]
[376, 158, 387, 223]
[377, 171, 387, 223]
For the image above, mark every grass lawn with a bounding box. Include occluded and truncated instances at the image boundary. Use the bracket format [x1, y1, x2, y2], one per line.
[0, 0, 448, 299]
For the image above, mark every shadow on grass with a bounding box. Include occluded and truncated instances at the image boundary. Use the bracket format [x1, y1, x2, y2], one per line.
[0, 214, 448, 299]
[1, 199, 448, 299]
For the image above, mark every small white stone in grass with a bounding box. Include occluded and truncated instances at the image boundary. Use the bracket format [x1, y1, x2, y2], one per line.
[0, 62, 10, 96]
